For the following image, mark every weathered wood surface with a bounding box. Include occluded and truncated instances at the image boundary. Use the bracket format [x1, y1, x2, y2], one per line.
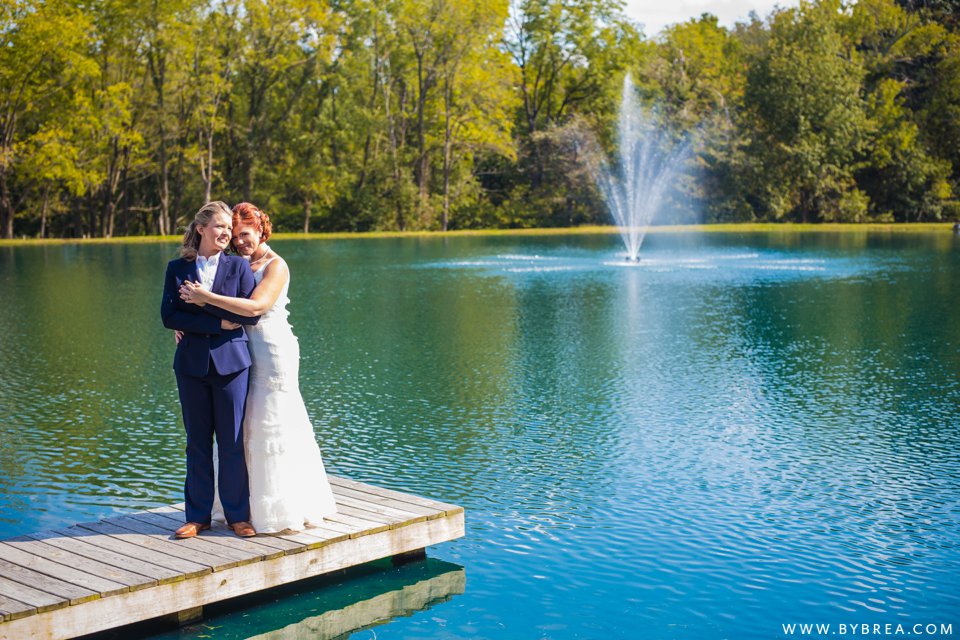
[0, 476, 465, 639]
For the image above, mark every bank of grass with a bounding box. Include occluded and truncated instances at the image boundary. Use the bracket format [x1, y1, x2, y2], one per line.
[0, 222, 953, 246]
[677, 222, 956, 233]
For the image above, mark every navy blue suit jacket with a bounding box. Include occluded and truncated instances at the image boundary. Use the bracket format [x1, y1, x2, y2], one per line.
[161, 254, 260, 377]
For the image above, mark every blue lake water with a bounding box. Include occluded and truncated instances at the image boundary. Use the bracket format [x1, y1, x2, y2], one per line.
[1, 230, 958, 638]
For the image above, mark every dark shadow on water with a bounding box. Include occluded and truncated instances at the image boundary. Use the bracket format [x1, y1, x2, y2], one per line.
[79, 556, 465, 640]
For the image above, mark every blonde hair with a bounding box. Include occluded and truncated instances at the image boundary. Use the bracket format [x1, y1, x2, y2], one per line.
[180, 201, 233, 260]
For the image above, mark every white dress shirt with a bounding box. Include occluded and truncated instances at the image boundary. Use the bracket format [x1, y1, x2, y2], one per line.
[195, 252, 221, 291]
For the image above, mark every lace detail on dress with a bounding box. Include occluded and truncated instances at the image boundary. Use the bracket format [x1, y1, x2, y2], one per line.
[212, 255, 337, 532]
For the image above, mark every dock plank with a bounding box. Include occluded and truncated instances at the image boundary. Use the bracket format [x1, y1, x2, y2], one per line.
[127, 512, 272, 563]
[0, 593, 34, 622]
[145, 507, 354, 550]
[25, 531, 177, 586]
[332, 484, 444, 519]
[0, 476, 465, 640]
[145, 504, 351, 550]
[268, 528, 338, 549]
[0, 543, 127, 598]
[3, 537, 155, 592]
[147, 507, 306, 557]
[306, 517, 360, 537]
[72, 521, 227, 573]
[333, 493, 430, 526]
[148, 511, 283, 560]
[288, 524, 352, 547]
[329, 476, 464, 516]
[52, 526, 208, 580]
[324, 511, 391, 538]
[107, 514, 260, 568]
[0, 558, 99, 605]
[0, 575, 67, 614]
[335, 503, 405, 529]
[201, 522, 308, 556]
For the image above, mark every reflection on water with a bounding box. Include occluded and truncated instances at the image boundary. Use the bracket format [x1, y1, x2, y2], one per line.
[247, 560, 464, 640]
[82, 558, 464, 640]
[2, 232, 960, 639]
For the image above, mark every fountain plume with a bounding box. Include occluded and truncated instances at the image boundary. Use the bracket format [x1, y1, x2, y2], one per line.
[591, 75, 691, 261]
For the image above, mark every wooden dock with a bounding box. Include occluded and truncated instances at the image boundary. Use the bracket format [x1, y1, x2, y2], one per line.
[0, 475, 465, 639]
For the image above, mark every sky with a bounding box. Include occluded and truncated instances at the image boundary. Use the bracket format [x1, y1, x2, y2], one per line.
[622, 0, 796, 36]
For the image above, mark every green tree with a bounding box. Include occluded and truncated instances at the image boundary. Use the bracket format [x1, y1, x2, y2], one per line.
[845, 0, 954, 220]
[859, 78, 951, 220]
[186, 2, 238, 206]
[647, 14, 748, 223]
[744, 0, 868, 222]
[225, 0, 335, 204]
[926, 49, 960, 159]
[654, 14, 744, 129]
[82, 0, 148, 237]
[503, 0, 641, 226]
[436, 0, 516, 230]
[0, 0, 97, 238]
[17, 104, 93, 238]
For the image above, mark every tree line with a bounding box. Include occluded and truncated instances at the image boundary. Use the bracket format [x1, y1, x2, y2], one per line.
[1, 0, 958, 238]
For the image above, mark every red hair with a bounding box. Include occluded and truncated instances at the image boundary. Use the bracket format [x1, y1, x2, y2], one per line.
[232, 202, 272, 241]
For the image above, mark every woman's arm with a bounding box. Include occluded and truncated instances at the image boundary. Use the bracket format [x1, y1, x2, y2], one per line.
[180, 258, 289, 317]
[161, 261, 223, 334]
[194, 259, 261, 325]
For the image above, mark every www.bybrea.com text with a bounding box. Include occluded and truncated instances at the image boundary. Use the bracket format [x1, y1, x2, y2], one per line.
[782, 623, 953, 637]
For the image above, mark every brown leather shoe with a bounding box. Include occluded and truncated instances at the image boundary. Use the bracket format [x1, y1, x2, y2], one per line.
[174, 522, 210, 539]
[229, 521, 256, 537]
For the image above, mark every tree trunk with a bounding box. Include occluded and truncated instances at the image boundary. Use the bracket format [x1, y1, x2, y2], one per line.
[395, 193, 406, 231]
[71, 204, 84, 238]
[302, 197, 312, 233]
[119, 148, 130, 236]
[355, 24, 381, 195]
[331, 88, 339, 169]
[243, 156, 253, 202]
[201, 124, 214, 203]
[242, 74, 266, 203]
[87, 200, 96, 238]
[158, 134, 170, 235]
[39, 188, 49, 239]
[0, 172, 13, 239]
[384, 78, 406, 231]
[147, 43, 170, 235]
[172, 137, 186, 225]
[103, 199, 116, 238]
[103, 139, 125, 237]
[415, 50, 429, 224]
[442, 86, 452, 232]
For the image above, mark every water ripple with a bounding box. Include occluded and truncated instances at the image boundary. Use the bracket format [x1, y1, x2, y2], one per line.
[2, 234, 959, 639]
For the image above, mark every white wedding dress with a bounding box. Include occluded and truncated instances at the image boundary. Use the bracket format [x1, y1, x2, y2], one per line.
[214, 257, 338, 532]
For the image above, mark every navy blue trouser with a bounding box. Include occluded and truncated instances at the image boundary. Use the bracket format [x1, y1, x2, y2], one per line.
[175, 363, 250, 525]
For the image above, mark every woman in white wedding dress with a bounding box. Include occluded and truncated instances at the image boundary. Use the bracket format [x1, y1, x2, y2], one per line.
[179, 202, 337, 533]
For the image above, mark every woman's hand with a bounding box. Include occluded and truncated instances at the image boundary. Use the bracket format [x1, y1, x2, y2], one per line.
[179, 280, 209, 306]
[174, 330, 184, 344]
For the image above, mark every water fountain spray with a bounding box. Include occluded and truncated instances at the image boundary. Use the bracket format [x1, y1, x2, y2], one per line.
[591, 75, 690, 262]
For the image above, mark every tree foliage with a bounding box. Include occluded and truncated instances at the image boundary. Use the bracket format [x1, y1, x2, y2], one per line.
[1, 0, 958, 237]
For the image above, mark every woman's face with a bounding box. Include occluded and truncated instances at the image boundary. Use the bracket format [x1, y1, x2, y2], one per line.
[198, 212, 232, 255]
[232, 224, 261, 257]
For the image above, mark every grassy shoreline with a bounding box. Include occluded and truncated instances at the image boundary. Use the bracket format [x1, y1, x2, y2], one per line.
[0, 222, 954, 246]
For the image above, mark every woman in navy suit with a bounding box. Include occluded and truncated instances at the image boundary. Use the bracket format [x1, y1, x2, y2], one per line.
[160, 201, 260, 538]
